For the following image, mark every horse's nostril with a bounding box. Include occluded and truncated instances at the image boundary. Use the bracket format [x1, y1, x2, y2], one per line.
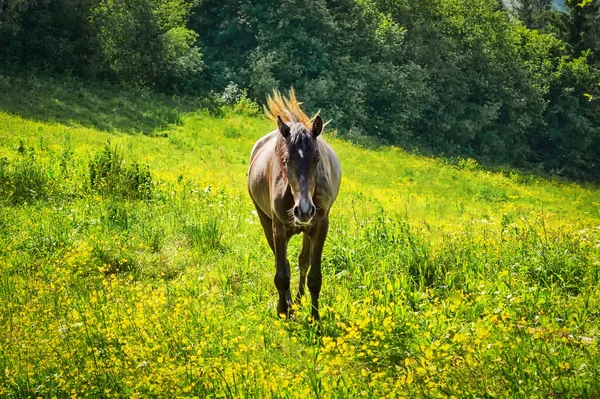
[309, 205, 316, 218]
[293, 206, 300, 218]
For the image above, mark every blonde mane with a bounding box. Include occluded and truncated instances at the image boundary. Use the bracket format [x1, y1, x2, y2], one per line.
[264, 88, 323, 129]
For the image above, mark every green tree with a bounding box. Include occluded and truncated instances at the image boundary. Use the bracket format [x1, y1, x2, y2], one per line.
[0, 0, 96, 73]
[564, 0, 600, 61]
[91, 0, 204, 90]
[512, 0, 554, 29]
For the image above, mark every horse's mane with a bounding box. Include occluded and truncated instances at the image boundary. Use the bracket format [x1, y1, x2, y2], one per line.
[264, 88, 322, 129]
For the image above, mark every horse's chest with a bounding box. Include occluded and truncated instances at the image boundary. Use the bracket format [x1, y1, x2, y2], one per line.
[288, 224, 308, 235]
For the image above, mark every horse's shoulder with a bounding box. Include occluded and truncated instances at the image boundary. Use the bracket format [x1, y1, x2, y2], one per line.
[317, 138, 341, 172]
[250, 131, 278, 161]
[315, 138, 341, 203]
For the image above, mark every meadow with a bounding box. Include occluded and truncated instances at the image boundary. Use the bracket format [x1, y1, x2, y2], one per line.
[0, 75, 599, 398]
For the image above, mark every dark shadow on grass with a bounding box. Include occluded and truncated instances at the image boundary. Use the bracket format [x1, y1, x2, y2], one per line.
[337, 128, 599, 187]
[0, 73, 212, 135]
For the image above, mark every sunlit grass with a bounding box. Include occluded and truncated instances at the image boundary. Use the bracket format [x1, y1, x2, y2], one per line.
[0, 76, 599, 398]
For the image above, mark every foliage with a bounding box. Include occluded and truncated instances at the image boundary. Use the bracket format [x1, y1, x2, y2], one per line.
[564, 0, 600, 61]
[0, 0, 96, 72]
[89, 142, 153, 199]
[0, 0, 202, 88]
[512, 0, 554, 29]
[216, 82, 262, 117]
[90, 0, 204, 89]
[0, 145, 50, 205]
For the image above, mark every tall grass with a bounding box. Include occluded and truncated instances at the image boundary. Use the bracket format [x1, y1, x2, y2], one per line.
[89, 142, 153, 199]
[0, 76, 598, 398]
[0, 147, 51, 205]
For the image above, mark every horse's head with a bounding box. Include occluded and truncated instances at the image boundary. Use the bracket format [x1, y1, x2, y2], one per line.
[277, 115, 323, 226]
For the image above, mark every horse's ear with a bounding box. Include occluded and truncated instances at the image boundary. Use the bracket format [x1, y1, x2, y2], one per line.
[277, 116, 290, 138]
[312, 116, 323, 137]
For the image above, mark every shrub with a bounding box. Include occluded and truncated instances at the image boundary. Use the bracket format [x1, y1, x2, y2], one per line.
[218, 82, 261, 116]
[0, 148, 50, 205]
[89, 142, 153, 199]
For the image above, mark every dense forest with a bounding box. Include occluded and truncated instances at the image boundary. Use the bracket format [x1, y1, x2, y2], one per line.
[1, 0, 599, 181]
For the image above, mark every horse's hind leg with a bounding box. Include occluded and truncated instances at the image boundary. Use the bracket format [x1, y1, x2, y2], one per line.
[296, 233, 311, 303]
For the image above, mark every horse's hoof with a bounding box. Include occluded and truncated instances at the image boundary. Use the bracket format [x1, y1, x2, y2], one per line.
[277, 304, 289, 318]
[311, 310, 320, 323]
[277, 308, 296, 321]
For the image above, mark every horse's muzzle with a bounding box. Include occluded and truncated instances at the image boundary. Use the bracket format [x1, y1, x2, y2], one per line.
[293, 202, 316, 224]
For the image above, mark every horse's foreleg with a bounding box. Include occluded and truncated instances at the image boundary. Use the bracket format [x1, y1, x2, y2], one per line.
[253, 202, 275, 254]
[308, 216, 329, 322]
[273, 221, 292, 318]
[296, 233, 311, 303]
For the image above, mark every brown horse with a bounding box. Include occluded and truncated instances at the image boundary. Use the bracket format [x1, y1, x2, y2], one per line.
[248, 89, 341, 321]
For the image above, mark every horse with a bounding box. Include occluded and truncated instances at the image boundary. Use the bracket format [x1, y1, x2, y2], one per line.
[247, 89, 341, 321]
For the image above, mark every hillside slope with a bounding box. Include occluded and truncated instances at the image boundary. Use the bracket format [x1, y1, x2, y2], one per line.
[1, 76, 599, 397]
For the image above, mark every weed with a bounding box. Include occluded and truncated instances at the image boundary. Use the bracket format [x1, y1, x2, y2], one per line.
[0, 149, 50, 205]
[89, 142, 153, 199]
[184, 218, 224, 252]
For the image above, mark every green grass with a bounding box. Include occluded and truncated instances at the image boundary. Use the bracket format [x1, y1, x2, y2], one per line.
[0, 75, 599, 398]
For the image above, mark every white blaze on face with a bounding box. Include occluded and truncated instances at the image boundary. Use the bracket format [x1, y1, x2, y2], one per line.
[298, 149, 304, 159]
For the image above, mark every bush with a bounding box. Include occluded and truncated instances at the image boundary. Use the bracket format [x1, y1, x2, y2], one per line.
[89, 142, 153, 199]
[0, 148, 50, 205]
[217, 82, 261, 116]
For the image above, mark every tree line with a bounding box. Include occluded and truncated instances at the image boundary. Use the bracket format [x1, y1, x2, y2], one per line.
[1, 0, 599, 181]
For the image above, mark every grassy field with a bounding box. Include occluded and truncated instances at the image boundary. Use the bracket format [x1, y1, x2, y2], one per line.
[1, 75, 599, 398]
